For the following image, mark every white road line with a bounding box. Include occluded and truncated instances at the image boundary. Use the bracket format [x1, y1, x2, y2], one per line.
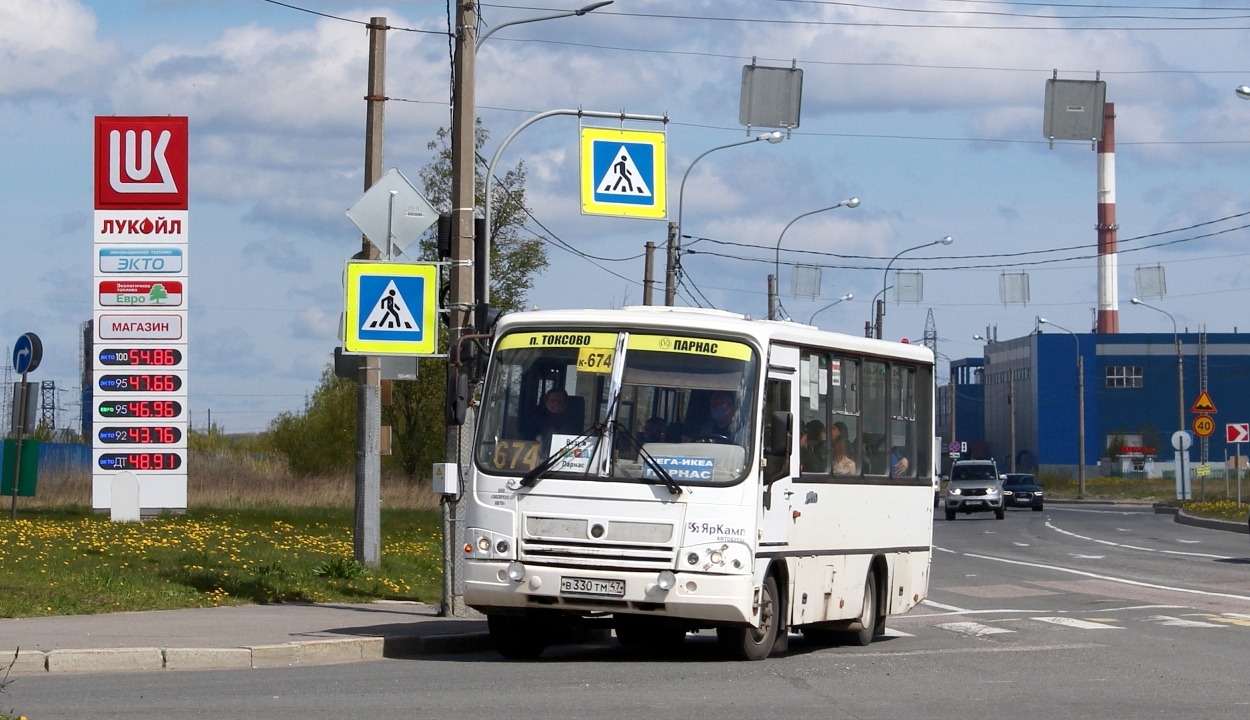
[1070, 554, 1105, 559]
[1046, 521, 1233, 559]
[961, 551, 1250, 603]
[1031, 616, 1123, 630]
[936, 621, 1015, 637]
[1177, 539, 1201, 544]
[882, 627, 914, 638]
[922, 599, 971, 613]
[1146, 615, 1223, 628]
[1013, 542, 1030, 546]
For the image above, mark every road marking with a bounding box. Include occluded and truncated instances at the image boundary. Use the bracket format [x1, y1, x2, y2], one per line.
[1046, 521, 1233, 559]
[865, 643, 1101, 658]
[1177, 539, 1201, 544]
[1031, 616, 1123, 630]
[922, 599, 970, 613]
[1116, 528, 1132, 532]
[961, 552, 1250, 603]
[1146, 615, 1223, 628]
[1070, 554, 1105, 559]
[937, 621, 1015, 637]
[881, 627, 914, 638]
[1012, 542, 1030, 546]
[1213, 613, 1250, 627]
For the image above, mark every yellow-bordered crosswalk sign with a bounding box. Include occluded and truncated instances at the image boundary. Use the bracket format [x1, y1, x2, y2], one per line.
[344, 261, 439, 355]
[580, 126, 666, 219]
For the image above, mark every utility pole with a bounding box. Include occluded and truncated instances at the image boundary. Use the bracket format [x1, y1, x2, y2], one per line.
[444, 0, 478, 618]
[663, 221, 678, 305]
[643, 241, 655, 305]
[354, 16, 386, 568]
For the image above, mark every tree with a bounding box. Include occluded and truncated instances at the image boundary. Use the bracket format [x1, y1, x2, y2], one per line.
[386, 121, 548, 476]
[267, 366, 356, 476]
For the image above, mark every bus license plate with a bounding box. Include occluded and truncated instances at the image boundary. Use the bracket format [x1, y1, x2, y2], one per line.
[560, 577, 625, 597]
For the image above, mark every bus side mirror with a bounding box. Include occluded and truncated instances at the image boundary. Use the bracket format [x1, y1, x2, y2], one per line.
[446, 366, 469, 426]
[768, 410, 792, 458]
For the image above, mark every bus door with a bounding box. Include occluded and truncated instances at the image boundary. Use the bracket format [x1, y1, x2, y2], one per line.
[759, 346, 798, 547]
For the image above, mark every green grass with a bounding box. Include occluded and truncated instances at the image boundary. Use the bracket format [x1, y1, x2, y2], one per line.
[0, 507, 443, 618]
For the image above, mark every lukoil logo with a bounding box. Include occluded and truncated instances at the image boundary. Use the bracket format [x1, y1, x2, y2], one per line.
[95, 117, 188, 210]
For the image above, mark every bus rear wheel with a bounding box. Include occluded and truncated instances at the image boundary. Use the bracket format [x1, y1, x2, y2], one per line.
[717, 574, 780, 661]
[488, 614, 548, 660]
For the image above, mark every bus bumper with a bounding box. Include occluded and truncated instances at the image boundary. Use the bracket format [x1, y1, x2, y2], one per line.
[465, 559, 757, 625]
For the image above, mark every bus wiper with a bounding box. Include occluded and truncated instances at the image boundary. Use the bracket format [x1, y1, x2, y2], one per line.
[518, 422, 608, 489]
[613, 422, 682, 496]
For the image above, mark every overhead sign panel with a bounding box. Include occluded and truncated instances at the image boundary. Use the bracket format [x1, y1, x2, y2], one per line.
[580, 126, 666, 219]
[343, 262, 439, 356]
[739, 63, 803, 131]
[1043, 79, 1106, 143]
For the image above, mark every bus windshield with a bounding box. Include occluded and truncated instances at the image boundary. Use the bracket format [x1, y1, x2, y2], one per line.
[475, 329, 759, 486]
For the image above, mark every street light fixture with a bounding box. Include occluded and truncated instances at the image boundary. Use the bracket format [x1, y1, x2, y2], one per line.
[1130, 297, 1186, 488]
[807, 293, 853, 325]
[1236, 85, 1250, 100]
[477, 1, 613, 48]
[768, 198, 860, 320]
[667, 131, 785, 305]
[875, 236, 953, 339]
[974, 334, 1016, 473]
[1039, 317, 1085, 498]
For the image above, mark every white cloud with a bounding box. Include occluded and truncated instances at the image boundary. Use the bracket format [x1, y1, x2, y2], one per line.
[0, 0, 117, 99]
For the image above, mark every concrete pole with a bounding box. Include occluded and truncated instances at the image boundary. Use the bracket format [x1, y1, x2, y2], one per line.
[664, 221, 678, 306]
[1096, 103, 1119, 334]
[767, 275, 778, 320]
[354, 17, 386, 567]
[1077, 352, 1086, 498]
[1009, 375, 1016, 472]
[643, 242, 655, 305]
[443, 0, 477, 618]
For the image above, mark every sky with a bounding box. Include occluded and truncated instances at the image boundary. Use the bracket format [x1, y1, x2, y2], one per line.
[5, 0, 1250, 433]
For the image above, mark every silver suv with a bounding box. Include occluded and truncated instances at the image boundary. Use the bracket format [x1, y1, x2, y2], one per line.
[944, 459, 1005, 520]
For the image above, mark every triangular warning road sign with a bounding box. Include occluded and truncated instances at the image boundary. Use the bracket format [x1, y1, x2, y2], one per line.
[362, 280, 419, 331]
[595, 146, 652, 198]
[1191, 390, 1217, 414]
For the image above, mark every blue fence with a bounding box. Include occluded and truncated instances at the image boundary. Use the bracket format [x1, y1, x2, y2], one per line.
[0, 441, 91, 473]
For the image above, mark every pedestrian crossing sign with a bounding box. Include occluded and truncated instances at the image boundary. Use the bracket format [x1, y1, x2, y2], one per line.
[344, 261, 439, 356]
[580, 126, 666, 219]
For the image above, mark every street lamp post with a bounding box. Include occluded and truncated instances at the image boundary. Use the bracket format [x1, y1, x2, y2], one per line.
[875, 236, 953, 339]
[1130, 297, 1187, 495]
[1039, 318, 1085, 498]
[768, 198, 859, 320]
[975, 334, 1016, 473]
[445, 0, 613, 618]
[668, 131, 784, 305]
[808, 293, 853, 325]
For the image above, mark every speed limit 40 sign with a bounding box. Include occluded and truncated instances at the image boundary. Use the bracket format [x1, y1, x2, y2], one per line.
[1193, 415, 1215, 438]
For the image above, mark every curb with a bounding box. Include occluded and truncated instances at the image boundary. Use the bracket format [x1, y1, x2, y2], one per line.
[1169, 507, 1249, 535]
[6, 632, 493, 675]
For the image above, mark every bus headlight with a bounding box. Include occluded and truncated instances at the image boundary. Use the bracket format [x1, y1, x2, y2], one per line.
[477, 537, 492, 552]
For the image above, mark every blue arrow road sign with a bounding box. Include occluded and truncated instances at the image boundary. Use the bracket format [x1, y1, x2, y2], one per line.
[13, 332, 42, 374]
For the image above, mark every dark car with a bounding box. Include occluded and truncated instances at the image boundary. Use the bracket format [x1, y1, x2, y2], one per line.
[1002, 473, 1044, 511]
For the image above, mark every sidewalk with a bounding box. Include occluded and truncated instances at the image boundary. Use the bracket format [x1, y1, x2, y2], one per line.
[0, 601, 490, 675]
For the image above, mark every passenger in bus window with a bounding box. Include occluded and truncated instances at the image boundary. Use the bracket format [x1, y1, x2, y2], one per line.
[692, 390, 739, 444]
[830, 421, 857, 475]
[889, 445, 911, 476]
[800, 419, 827, 472]
[640, 416, 668, 444]
[535, 388, 583, 437]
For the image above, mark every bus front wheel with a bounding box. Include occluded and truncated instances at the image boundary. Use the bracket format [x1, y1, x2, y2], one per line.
[488, 614, 548, 660]
[717, 574, 780, 661]
[845, 571, 878, 647]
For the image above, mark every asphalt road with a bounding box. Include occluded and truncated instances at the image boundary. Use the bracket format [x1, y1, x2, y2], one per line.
[9, 504, 1250, 720]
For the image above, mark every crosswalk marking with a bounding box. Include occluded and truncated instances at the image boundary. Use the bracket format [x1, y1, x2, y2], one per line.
[936, 621, 1015, 637]
[1031, 616, 1123, 630]
[882, 627, 914, 638]
[1145, 615, 1223, 628]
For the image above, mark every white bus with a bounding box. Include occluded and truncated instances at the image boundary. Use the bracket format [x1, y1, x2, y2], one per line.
[465, 307, 935, 660]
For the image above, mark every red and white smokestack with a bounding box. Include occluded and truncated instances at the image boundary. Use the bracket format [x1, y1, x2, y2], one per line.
[1096, 102, 1119, 333]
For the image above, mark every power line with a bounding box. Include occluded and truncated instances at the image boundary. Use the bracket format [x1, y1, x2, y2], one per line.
[258, 0, 448, 34]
